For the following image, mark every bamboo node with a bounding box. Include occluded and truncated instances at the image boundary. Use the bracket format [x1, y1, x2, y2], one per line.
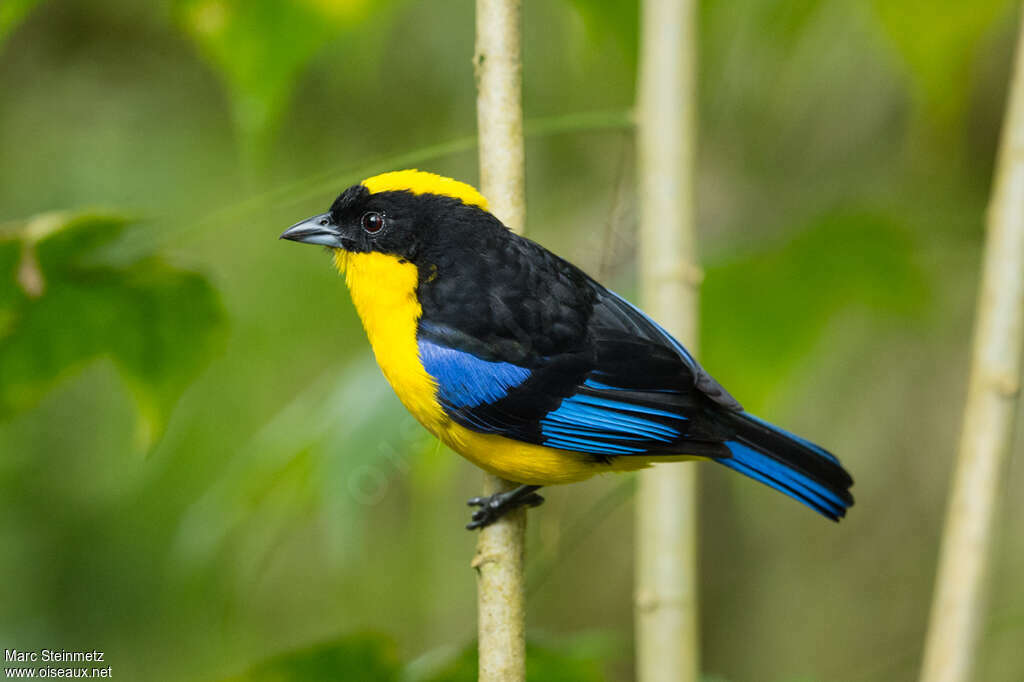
[635, 589, 690, 613]
[471, 550, 500, 571]
[651, 263, 703, 287]
[989, 372, 1021, 397]
[684, 263, 704, 286]
[472, 51, 485, 82]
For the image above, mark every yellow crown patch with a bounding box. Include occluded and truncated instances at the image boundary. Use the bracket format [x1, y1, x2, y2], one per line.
[361, 170, 489, 211]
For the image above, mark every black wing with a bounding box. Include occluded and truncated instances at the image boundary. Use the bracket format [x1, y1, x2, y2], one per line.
[416, 233, 739, 460]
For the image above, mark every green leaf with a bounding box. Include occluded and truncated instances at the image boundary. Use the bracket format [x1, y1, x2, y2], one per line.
[871, 0, 1014, 129]
[220, 633, 401, 682]
[0, 239, 24, 338]
[0, 211, 225, 448]
[701, 210, 928, 407]
[174, 0, 376, 164]
[0, 0, 43, 46]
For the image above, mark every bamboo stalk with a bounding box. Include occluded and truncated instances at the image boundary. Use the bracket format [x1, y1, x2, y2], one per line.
[475, 0, 526, 236]
[634, 1, 701, 681]
[918, 11, 1024, 682]
[472, 1, 527, 681]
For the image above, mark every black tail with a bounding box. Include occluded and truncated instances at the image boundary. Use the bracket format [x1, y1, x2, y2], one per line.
[717, 412, 854, 520]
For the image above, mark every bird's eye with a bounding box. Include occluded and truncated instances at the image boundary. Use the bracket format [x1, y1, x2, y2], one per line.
[361, 211, 385, 234]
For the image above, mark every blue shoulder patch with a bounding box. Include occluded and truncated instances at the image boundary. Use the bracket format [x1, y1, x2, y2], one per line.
[418, 340, 532, 408]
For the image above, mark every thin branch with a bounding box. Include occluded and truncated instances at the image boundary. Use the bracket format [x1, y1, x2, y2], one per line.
[634, 1, 701, 682]
[475, 0, 526, 235]
[918, 10, 1024, 682]
[472, 1, 527, 681]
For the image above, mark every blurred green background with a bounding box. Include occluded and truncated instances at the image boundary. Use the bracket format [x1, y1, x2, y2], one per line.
[1, 0, 1022, 680]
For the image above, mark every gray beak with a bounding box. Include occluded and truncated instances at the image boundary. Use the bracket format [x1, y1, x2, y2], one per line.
[279, 213, 346, 248]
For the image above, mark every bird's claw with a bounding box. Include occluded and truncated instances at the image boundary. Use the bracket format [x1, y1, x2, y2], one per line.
[465, 488, 545, 530]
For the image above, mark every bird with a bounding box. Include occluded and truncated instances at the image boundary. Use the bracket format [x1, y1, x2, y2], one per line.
[281, 169, 854, 529]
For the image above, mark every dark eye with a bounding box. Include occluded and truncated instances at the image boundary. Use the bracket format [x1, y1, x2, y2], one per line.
[361, 211, 385, 234]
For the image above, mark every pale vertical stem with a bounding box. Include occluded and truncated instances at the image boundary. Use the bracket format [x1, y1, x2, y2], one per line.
[472, 1, 527, 681]
[475, 0, 526, 235]
[634, 1, 700, 682]
[918, 12, 1024, 682]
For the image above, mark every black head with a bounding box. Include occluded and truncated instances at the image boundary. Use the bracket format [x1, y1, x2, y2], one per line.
[280, 170, 502, 265]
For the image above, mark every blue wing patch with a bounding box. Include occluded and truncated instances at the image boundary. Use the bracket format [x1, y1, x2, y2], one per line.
[418, 340, 532, 408]
[583, 378, 675, 394]
[540, 393, 687, 456]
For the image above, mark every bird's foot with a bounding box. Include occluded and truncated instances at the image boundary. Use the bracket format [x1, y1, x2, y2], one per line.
[466, 485, 545, 530]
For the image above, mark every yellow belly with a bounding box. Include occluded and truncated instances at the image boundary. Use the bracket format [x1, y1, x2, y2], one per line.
[334, 250, 701, 484]
[443, 423, 656, 484]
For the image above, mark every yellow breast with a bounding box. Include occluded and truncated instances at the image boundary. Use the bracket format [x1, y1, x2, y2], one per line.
[335, 251, 446, 432]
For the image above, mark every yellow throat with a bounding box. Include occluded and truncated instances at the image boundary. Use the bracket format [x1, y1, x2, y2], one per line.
[333, 250, 445, 433]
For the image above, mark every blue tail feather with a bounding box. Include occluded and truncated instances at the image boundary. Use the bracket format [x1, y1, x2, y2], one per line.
[718, 412, 854, 521]
[719, 454, 837, 519]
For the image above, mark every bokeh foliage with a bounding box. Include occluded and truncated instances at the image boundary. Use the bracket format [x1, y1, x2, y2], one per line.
[220, 634, 400, 682]
[1, 0, 1022, 681]
[173, 0, 382, 167]
[0, 0, 42, 44]
[0, 212, 224, 447]
[217, 632, 616, 682]
[702, 210, 928, 408]
[872, 0, 1015, 128]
